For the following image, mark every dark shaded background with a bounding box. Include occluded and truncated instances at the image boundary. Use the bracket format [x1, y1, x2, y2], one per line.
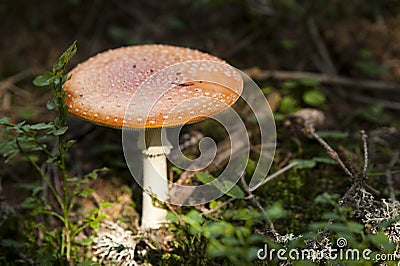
[1, 0, 400, 262]
[2, 0, 400, 77]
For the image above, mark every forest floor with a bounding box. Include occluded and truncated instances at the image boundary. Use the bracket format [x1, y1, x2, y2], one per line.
[0, 0, 399, 264]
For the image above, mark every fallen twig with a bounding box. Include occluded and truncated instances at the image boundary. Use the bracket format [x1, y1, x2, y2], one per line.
[348, 92, 400, 110]
[306, 124, 354, 179]
[249, 162, 299, 192]
[0, 68, 36, 92]
[360, 130, 368, 176]
[307, 17, 337, 76]
[240, 174, 278, 239]
[243, 67, 400, 91]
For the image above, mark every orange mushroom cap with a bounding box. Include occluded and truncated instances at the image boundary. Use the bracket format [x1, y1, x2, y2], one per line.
[63, 44, 243, 129]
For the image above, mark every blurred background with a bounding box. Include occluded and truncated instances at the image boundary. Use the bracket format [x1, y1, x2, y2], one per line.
[2, 0, 400, 122]
[1, 0, 400, 263]
[2, 0, 400, 132]
[2, 0, 400, 76]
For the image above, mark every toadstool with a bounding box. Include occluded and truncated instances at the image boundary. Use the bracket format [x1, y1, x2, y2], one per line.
[63, 44, 243, 229]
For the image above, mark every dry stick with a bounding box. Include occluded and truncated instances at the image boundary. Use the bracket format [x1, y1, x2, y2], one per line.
[0, 68, 36, 92]
[306, 124, 354, 179]
[0, 70, 36, 110]
[240, 175, 278, 239]
[249, 162, 299, 192]
[202, 196, 252, 216]
[307, 17, 337, 76]
[348, 93, 400, 111]
[386, 151, 399, 200]
[165, 203, 184, 226]
[222, 30, 259, 58]
[360, 130, 368, 176]
[337, 146, 357, 178]
[243, 68, 400, 92]
[358, 131, 381, 195]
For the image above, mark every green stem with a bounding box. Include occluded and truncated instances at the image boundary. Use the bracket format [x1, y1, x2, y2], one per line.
[55, 77, 71, 261]
[59, 134, 70, 260]
[15, 138, 64, 210]
[40, 210, 65, 223]
[71, 223, 89, 240]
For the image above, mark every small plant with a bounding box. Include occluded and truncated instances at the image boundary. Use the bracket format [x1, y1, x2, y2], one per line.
[0, 42, 108, 263]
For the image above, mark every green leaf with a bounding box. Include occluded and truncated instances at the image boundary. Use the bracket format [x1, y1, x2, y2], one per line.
[89, 220, 100, 230]
[245, 159, 256, 176]
[0, 117, 10, 124]
[100, 201, 113, 208]
[303, 89, 326, 107]
[279, 96, 299, 114]
[261, 86, 273, 94]
[223, 180, 245, 199]
[30, 123, 53, 130]
[290, 159, 316, 169]
[20, 196, 37, 209]
[53, 41, 77, 74]
[298, 78, 320, 87]
[345, 221, 364, 233]
[354, 61, 388, 77]
[367, 232, 395, 251]
[0, 239, 24, 248]
[265, 203, 286, 220]
[80, 188, 95, 198]
[184, 209, 203, 224]
[85, 167, 109, 179]
[312, 130, 348, 139]
[65, 139, 76, 148]
[209, 200, 223, 210]
[196, 173, 243, 198]
[282, 81, 297, 89]
[359, 102, 390, 123]
[326, 223, 353, 233]
[33, 72, 53, 87]
[314, 193, 339, 205]
[96, 213, 109, 220]
[46, 100, 56, 110]
[76, 237, 93, 246]
[196, 172, 214, 184]
[166, 211, 180, 222]
[280, 38, 296, 50]
[312, 156, 336, 165]
[52, 126, 68, 136]
[67, 177, 78, 182]
[0, 140, 19, 163]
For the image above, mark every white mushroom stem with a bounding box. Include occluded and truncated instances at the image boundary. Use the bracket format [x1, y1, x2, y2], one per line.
[139, 128, 172, 229]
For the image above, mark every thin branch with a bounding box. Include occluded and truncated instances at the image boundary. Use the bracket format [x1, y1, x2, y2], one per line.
[307, 17, 337, 76]
[202, 197, 238, 215]
[240, 175, 278, 239]
[243, 68, 400, 91]
[165, 202, 184, 226]
[249, 162, 299, 192]
[15, 138, 64, 209]
[0, 68, 36, 92]
[306, 124, 354, 179]
[360, 130, 368, 176]
[348, 93, 400, 111]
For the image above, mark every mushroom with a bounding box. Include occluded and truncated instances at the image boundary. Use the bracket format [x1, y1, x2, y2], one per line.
[63, 44, 243, 229]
